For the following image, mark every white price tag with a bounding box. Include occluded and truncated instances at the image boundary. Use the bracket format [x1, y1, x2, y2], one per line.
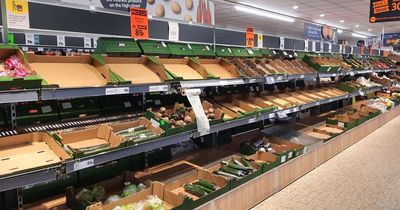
[280, 37, 285, 49]
[247, 49, 254, 55]
[316, 102, 321, 106]
[277, 111, 288, 118]
[312, 41, 316, 52]
[161, 42, 167, 47]
[272, 50, 277, 54]
[168, 22, 179, 41]
[22, 47, 28, 51]
[358, 89, 365, 96]
[57, 35, 66, 47]
[149, 85, 168, 92]
[350, 71, 355, 76]
[329, 99, 333, 102]
[93, 38, 98, 48]
[350, 46, 354, 54]
[118, 43, 126, 47]
[268, 113, 275, 119]
[150, 118, 160, 128]
[25, 33, 34, 45]
[84, 37, 92, 48]
[105, 87, 129, 95]
[339, 45, 343, 53]
[73, 159, 94, 171]
[283, 51, 288, 55]
[205, 45, 210, 50]
[41, 106, 52, 113]
[62, 102, 72, 109]
[37, 47, 44, 52]
[187, 44, 192, 49]
[266, 77, 275, 84]
[249, 78, 256, 83]
[327, 67, 332, 72]
[288, 151, 293, 159]
[281, 155, 286, 163]
[277, 76, 283, 81]
[320, 42, 324, 52]
[328, 43, 332, 52]
[338, 122, 345, 128]
[289, 54, 293, 58]
[292, 107, 299, 112]
[332, 74, 337, 77]
[304, 146, 307, 153]
[305, 40, 309, 51]
[248, 117, 256, 123]
[300, 75, 305, 78]
[123, 101, 132, 108]
[228, 48, 232, 53]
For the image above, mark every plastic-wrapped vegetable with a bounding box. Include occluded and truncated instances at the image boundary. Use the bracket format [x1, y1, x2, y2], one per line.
[144, 195, 166, 210]
[121, 183, 139, 198]
[91, 185, 106, 201]
[137, 183, 147, 191]
[76, 188, 94, 203]
[105, 195, 121, 204]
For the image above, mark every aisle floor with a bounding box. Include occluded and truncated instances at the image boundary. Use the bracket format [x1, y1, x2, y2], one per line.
[252, 115, 400, 210]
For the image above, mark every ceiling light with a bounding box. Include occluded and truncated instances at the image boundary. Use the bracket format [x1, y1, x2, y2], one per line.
[355, 25, 359, 27]
[340, 20, 344, 23]
[368, 29, 372, 31]
[337, 29, 343, 33]
[320, 14, 325, 17]
[234, 5, 295, 23]
[352, 33, 366, 38]
[292, 5, 299, 9]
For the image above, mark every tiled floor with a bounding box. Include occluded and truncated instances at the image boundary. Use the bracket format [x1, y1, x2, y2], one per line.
[252, 115, 400, 210]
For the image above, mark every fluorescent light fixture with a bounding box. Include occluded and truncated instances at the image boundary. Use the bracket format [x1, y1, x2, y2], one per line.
[292, 5, 299, 9]
[320, 14, 325, 17]
[337, 29, 343, 33]
[355, 25, 359, 27]
[340, 20, 344, 23]
[352, 33, 366, 38]
[234, 5, 295, 22]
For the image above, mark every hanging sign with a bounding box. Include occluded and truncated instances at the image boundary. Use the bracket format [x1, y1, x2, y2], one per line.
[246, 26, 254, 48]
[304, 23, 321, 41]
[370, 0, 400, 23]
[6, 0, 30, 29]
[130, 7, 149, 39]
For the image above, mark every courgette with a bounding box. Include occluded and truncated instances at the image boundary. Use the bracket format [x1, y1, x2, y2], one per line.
[193, 179, 216, 191]
[221, 166, 244, 177]
[215, 170, 240, 180]
[184, 184, 208, 197]
[240, 157, 253, 168]
[227, 161, 253, 171]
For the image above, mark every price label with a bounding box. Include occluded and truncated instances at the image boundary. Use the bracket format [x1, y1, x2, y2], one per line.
[247, 49, 254, 55]
[338, 122, 345, 128]
[329, 99, 333, 102]
[283, 51, 288, 55]
[41, 106, 52, 113]
[272, 50, 277, 54]
[305, 40, 309, 51]
[358, 89, 365, 96]
[168, 22, 179, 41]
[37, 47, 44, 52]
[25, 33, 34, 45]
[268, 113, 276, 119]
[84, 37, 92, 48]
[288, 54, 293, 58]
[280, 37, 285, 49]
[93, 38, 98, 48]
[149, 85, 168, 92]
[350, 71, 355, 76]
[228, 48, 232, 53]
[277, 76, 283, 81]
[266, 77, 275, 84]
[316, 102, 321, 106]
[161, 42, 167, 47]
[150, 118, 160, 128]
[187, 44, 192, 49]
[62, 102, 72, 109]
[123, 101, 132, 108]
[248, 117, 256, 123]
[105, 87, 129, 95]
[328, 43, 332, 52]
[292, 107, 299, 112]
[57, 36, 65, 47]
[249, 78, 256, 83]
[73, 159, 94, 171]
[22, 47, 28, 51]
[312, 41, 316, 52]
[288, 151, 293, 159]
[300, 75, 305, 78]
[205, 45, 210, 50]
[332, 74, 337, 77]
[154, 100, 161, 105]
[320, 42, 324, 52]
[277, 111, 288, 118]
[281, 155, 286, 163]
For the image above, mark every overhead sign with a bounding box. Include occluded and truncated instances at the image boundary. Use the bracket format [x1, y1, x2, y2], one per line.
[383, 33, 400, 51]
[130, 7, 149, 39]
[304, 23, 321, 41]
[370, 0, 400, 23]
[246, 26, 254, 48]
[6, 0, 30, 29]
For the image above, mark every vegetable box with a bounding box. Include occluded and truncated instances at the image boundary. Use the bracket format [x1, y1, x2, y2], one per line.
[302, 54, 341, 73]
[307, 124, 346, 142]
[110, 117, 165, 146]
[53, 124, 126, 158]
[326, 114, 358, 130]
[247, 151, 280, 173]
[0, 45, 43, 90]
[66, 171, 149, 210]
[94, 37, 142, 57]
[0, 132, 70, 177]
[202, 100, 224, 125]
[268, 138, 306, 158]
[359, 104, 381, 119]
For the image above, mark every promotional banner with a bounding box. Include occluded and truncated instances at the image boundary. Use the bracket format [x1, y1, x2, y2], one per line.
[304, 23, 321, 41]
[61, 0, 215, 25]
[130, 7, 149, 39]
[370, 0, 400, 23]
[6, 0, 30, 29]
[246, 26, 254, 48]
[383, 33, 400, 51]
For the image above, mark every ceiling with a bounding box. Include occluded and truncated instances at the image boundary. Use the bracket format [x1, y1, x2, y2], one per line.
[214, 0, 400, 44]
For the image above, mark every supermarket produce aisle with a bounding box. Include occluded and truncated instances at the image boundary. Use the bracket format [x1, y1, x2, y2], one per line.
[252, 115, 400, 210]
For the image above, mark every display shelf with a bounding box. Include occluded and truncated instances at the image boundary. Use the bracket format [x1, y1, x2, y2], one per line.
[287, 73, 318, 80]
[318, 72, 347, 78]
[179, 78, 246, 89]
[0, 89, 39, 104]
[0, 166, 59, 192]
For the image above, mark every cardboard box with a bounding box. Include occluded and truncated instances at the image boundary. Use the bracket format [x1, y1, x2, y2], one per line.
[53, 124, 125, 158]
[197, 58, 242, 79]
[231, 58, 260, 77]
[11, 101, 59, 126]
[158, 57, 212, 80]
[326, 114, 358, 129]
[247, 151, 280, 173]
[213, 103, 242, 121]
[66, 171, 150, 210]
[306, 124, 345, 142]
[243, 58, 271, 76]
[137, 40, 171, 58]
[0, 45, 43, 90]
[214, 96, 258, 117]
[27, 53, 116, 88]
[257, 94, 294, 109]
[110, 117, 165, 146]
[100, 55, 172, 84]
[0, 132, 70, 177]
[359, 104, 381, 118]
[202, 100, 224, 125]
[58, 98, 101, 120]
[206, 156, 262, 189]
[268, 138, 306, 158]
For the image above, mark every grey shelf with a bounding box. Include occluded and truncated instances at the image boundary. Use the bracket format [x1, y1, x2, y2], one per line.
[0, 89, 39, 104]
[179, 78, 246, 89]
[287, 73, 318, 80]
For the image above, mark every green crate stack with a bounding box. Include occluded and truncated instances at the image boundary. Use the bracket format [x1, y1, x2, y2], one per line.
[166, 42, 195, 57]
[94, 37, 142, 57]
[190, 44, 215, 58]
[215, 46, 235, 57]
[137, 40, 172, 57]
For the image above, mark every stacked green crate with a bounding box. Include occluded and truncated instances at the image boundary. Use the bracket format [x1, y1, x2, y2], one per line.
[94, 37, 142, 56]
[190, 44, 215, 58]
[10, 101, 59, 125]
[58, 98, 101, 120]
[166, 42, 195, 57]
[230, 47, 250, 57]
[137, 40, 171, 57]
[215, 46, 235, 57]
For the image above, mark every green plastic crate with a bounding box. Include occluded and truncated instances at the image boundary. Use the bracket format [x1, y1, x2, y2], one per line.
[230, 47, 250, 57]
[248, 48, 263, 57]
[137, 40, 171, 57]
[58, 98, 101, 120]
[10, 101, 59, 126]
[94, 37, 142, 56]
[167, 42, 195, 57]
[190, 44, 215, 57]
[215, 46, 235, 57]
[100, 94, 141, 115]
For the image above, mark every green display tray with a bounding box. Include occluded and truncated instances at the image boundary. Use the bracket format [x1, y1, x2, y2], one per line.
[248, 48, 263, 57]
[58, 98, 101, 120]
[167, 42, 195, 57]
[190, 44, 215, 57]
[137, 40, 171, 57]
[99, 95, 139, 115]
[173, 185, 230, 210]
[230, 47, 250, 57]
[94, 37, 142, 56]
[11, 101, 59, 126]
[215, 46, 234, 57]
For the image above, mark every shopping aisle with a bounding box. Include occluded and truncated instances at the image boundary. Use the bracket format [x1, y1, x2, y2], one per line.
[252, 115, 400, 210]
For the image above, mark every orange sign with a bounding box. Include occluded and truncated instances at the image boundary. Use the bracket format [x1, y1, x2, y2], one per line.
[130, 7, 149, 39]
[246, 26, 254, 48]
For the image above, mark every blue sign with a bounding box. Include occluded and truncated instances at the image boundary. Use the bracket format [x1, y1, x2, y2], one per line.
[383, 33, 400, 50]
[304, 23, 321, 41]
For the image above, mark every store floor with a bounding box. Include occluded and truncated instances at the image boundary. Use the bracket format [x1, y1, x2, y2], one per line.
[252, 115, 400, 210]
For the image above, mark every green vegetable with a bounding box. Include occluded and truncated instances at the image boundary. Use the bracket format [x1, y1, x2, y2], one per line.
[91, 185, 106, 201]
[240, 157, 253, 168]
[194, 184, 214, 193]
[193, 179, 216, 191]
[184, 184, 208, 197]
[221, 165, 243, 176]
[216, 170, 240, 179]
[104, 195, 121, 204]
[122, 183, 138, 197]
[116, 125, 146, 135]
[137, 183, 147, 191]
[222, 160, 253, 171]
[76, 188, 94, 203]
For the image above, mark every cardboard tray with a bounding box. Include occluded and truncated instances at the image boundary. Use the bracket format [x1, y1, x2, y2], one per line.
[206, 156, 262, 189]
[66, 171, 150, 210]
[196, 58, 242, 79]
[110, 117, 165, 146]
[53, 124, 125, 158]
[360, 104, 381, 118]
[258, 95, 294, 109]
[244, 58, 272, 76]
[230, 58, 261, 77]
[214, 96, 258, 118]
[202, 100, 225, 125]
[326, 114, 358, 129]
[247, 151, 280, 173]
[308, 124, 346, 142]
[27, 53, 115, 88]
[0, 46, 43, 90]
[0, 132, 70, 177]
[100, 55, 172, 84]
[243, 95, 278, 112]
[268, 137, 305, 159]
[158, 57, 212, 80]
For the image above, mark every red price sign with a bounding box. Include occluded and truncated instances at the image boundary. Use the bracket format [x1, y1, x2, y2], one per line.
[130, 7, 149, 39]
[246, 26, 254, 48]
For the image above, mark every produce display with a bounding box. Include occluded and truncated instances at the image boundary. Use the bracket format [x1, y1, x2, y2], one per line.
[184, 179, 217, 197]
[213, 157, 257, 180]
[0, 55, 32, 77]
[114, 195, 167, 210]
[152, 105, 194, 128]
[116, 125, 160, 144]
[255, 58, 315, 75]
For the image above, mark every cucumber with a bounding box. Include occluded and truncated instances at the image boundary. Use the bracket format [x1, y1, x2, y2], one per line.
[116, 125, 146, 135]
[215, 171, 240, 179]
[221, 166, 243, 177]
[193, 179, 216, 191]
[227, 161, 253, 171]
[184, 184, 208, 197]
[240, 157, 253, 168]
